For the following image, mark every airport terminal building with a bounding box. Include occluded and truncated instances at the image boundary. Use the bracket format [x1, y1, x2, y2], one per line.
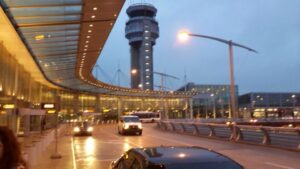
[239, 92, 299, 118]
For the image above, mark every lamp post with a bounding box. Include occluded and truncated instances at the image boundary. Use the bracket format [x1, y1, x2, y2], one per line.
[291, 94, 296, 117]
[178, 32, 257, 118]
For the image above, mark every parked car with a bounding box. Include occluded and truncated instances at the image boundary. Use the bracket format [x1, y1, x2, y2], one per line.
[73, 121, 93, 136]
[109, 146, 244, 169]
[118, 115, 143, 135]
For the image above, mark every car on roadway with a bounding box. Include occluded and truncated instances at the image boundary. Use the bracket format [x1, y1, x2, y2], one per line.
[109, 146, 244, 169]
[73, 121, 93, 136]
[118, 115, 143, 135]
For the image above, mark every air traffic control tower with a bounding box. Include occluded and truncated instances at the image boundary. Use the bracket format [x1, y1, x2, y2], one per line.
[125, 4, 159, 90]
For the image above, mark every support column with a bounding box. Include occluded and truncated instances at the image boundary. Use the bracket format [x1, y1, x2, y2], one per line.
[117, 97, 122, 119]
[164, 98, 169, 119]
[95, 95, 100, 113]
[73, 94, 79, 115]
[189, 98, 193, 119]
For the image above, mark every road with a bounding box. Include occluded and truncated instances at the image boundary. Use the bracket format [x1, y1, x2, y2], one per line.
[71, 123, 300, 169]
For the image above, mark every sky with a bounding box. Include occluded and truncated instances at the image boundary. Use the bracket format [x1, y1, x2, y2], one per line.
[94, 0, 300, 94]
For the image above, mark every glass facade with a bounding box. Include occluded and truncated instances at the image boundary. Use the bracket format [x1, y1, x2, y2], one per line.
[0, 41, 188, 133]
[177, 83, 238, 118]
[239, 92, 300, 118]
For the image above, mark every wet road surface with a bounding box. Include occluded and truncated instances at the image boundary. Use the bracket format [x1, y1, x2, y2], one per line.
[71, 123, 300, 169]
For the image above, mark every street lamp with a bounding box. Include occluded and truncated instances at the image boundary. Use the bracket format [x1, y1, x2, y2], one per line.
[291, 94, 296, 116]
[178, 31, 257, 118]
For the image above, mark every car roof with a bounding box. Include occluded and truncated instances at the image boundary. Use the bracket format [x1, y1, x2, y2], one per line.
[120, 115, 139, 118]
[133, 146, 243, 168]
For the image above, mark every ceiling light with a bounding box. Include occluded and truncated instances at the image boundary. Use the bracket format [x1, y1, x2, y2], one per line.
[93, 7, 97, 11]
[35, 34, 45, 41]
[88, 30, 92, 33]
[85, 41, 89, 43]
[91, 15, 96, 19]
[84, 49, 87, 51]
[114, 14, 117, 17]
[89, 24, 93, 27]
[110, 22, 113, 26]
[83, 53, 86, 55]
[85, 45, 88, 47]
[86, 36, 90, 38]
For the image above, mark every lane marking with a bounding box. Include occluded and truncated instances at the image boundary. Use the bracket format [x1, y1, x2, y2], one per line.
[71, 137, 77, 169]
[265, 162, 295, 169]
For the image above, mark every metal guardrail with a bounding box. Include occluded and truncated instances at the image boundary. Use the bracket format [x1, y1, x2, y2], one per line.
[157, 121, 300, 151]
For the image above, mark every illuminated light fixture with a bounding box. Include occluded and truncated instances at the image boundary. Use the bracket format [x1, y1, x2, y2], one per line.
[35, 34, 45, 40]
[88, 30, 92, 33]
[110, 22, 113, 26]
[91, 15, 96, 19]
[84, 49, 87, 51]
[114, 14, 117, 17]
[47, 110, 56, 114]
[86, 36, 90, 38]
[85, 45, 88, 47]
[85, 41, 89, 43]
[89, 24, 93, 27]
[178, 31, 189, 42]
[131, 69, 137, 74]
[83, 53, 86, 55]
[93, 7, 98, 11]
[42, 103, 55, 109]
[3, 104, 15, 109]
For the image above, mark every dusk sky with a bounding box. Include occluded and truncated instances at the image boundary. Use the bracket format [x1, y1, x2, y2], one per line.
[94, 0, 300, 94]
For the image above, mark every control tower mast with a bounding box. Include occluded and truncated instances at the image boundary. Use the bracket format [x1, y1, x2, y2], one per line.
[125, 4, 159, 90]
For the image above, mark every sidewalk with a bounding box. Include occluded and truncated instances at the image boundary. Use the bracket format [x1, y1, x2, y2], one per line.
[31, 135, 74, 169]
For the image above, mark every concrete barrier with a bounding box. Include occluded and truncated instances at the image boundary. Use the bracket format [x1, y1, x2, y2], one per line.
[157, 121, 300, 151]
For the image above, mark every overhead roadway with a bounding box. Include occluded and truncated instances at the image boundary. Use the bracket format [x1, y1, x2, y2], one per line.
[0, 0, 194, 98]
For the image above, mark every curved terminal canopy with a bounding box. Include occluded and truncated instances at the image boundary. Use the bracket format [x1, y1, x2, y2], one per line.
[0, 0, 194, 98]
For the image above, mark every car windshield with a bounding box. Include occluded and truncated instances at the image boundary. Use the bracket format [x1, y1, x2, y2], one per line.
[123, 117, 140, 122]
[163, 162, 243, 169]
[76, 122, 90, 128]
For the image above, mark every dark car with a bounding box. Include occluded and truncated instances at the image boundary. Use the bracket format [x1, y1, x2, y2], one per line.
[73, 121, 93, 136]
[109, 146, 244, 169]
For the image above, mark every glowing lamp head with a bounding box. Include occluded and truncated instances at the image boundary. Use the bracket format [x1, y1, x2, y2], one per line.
[178, 31, 189, 42]
[131, 69, 137, 74]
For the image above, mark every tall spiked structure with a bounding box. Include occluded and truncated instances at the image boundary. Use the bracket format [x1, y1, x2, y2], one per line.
[125, 4, 159, 90]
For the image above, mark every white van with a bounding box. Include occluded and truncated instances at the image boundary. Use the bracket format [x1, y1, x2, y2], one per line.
[118, 115, 142, 135]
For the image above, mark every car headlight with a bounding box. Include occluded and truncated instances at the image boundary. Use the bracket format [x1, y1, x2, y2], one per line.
[87, 127, 93, 132]
[138, 123, 142, 129]
[74, 127, 80, 132]
[123, 124, 129, 129]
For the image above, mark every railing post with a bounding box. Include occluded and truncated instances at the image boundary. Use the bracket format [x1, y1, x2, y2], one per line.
[208, 124, 215, 137]
[161, 121, 167, 130]
[192, 124, 199, 135]
[296, 129, 300, 150]
[234, 126, 243, 141]
[180, 123, 186, 133]
[170, 122, 176, 132]
[260, 127, 270, 145]
[156, 121, 161, 129]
